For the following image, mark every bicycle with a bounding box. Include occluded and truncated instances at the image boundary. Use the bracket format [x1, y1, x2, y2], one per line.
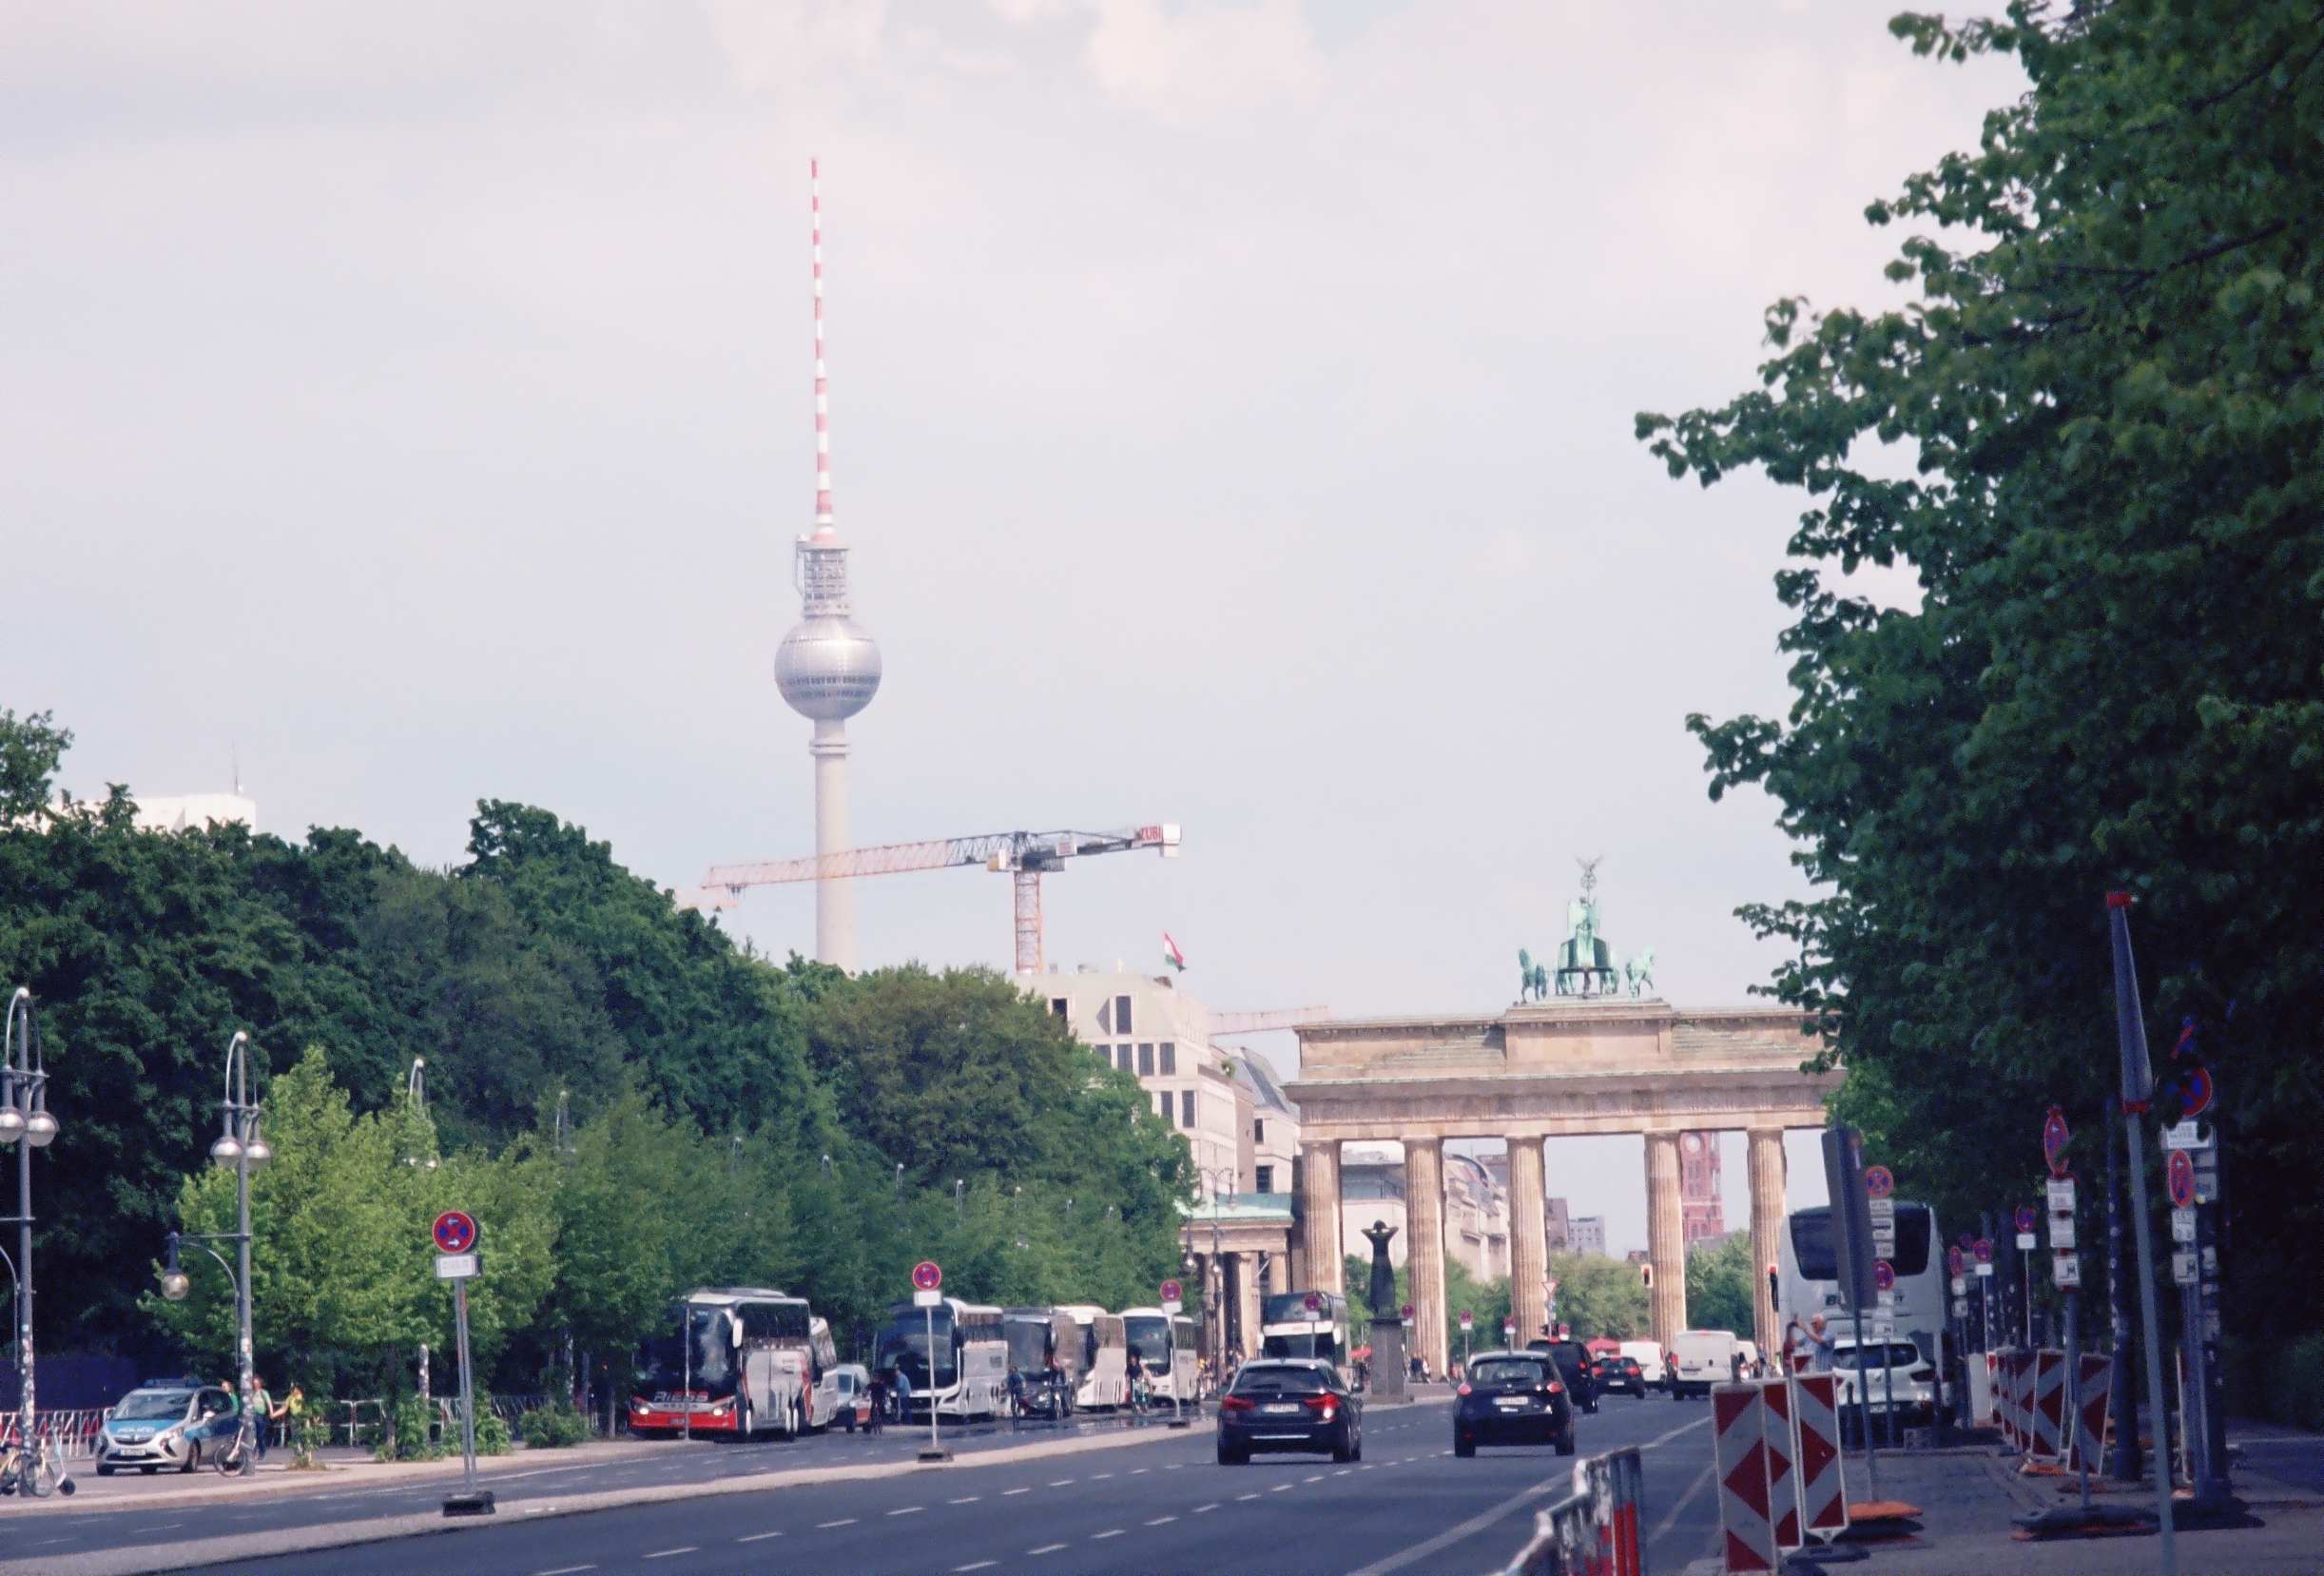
[211, 1412, 257, 1476]
[0, 1431, 76, 1497]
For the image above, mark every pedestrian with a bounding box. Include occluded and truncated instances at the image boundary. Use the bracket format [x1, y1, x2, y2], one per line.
[249, 1378, 276, 1461]
[1126, 1349, 1148, 1410]
[1730, 1350, 1745, 1385]
[1804, 1313, 1835, 1372]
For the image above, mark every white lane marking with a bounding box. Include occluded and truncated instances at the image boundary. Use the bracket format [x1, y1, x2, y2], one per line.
[1645, 1460, 1717, 1547]
[1271, 1482, 1293, 1491]
[534, 1566, 595, 1575]
[1306, 1474, 1324, 1482]
[739, 1531, 784, 1542]
[1092, 1528, 1123, 1540]
[1130, 1467, 1150, 1474]
[1091, 1471, 1114, 1479]
[889, 1506, 923, 1516]
[1194, 1503, 1220, 1512]
[1048, 1478, 1075, 1487]
[1334, 1469, 1352, 1476]
[949, 1495, 982, 1504]
[817, 1517, 860, 1528]
[1028, 1543, 1068, 1555]
[1146, 1515, 1178, 1526]
[642, 1550, 699, 1561]
[1237, 1492, 1261, 1501]
[1004, 1487, 1031, 1495]
[1638, 1415, 1713, 1452]
[956, 1564, 997, 1572]
[1341, 1468, 1581, 1576]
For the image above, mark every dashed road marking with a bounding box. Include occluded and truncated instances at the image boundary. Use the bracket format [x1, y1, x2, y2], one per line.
[1271, 1482, 1293, 1491]
[1091, 1471, 1114, 1479]
[1147, 1515, 1177, 1526]
[1004, 1488, 1031, 1495]
[1194, 1503, 1220, 1512]
[889, 1506, 923, 1516]
[1048, 1479, 1075, 1487]
[1237, 1492, 1261, 1501]
[817, 1517, 860, 1528]
[949, 1495, 981, 1504]
[955, 1564, 996, 1572]
[641, 1549, 699, 1561]
[534, 1566, 595, 1574]
[1028, 1543, 1068, 1555]
[1092, 1528, 1123, 1540]
[739, 1531, 783, 1542]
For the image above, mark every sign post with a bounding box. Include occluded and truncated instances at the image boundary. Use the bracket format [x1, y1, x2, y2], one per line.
[2105, 893, 2178, 1572]
[432, 1211, 491, 1517]
[1460, 1309, 1473, 1371]
[1821, 1128, 1880, 1498]
[1160, 1280, 1187, 1429]
[912, 1261, 947, 1462]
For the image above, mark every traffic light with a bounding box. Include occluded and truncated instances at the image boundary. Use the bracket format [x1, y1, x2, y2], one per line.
[1639, 1262, 1654, 1289]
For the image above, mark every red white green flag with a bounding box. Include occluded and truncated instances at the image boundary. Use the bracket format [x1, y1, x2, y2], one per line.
[1163, 933, 1187, 972]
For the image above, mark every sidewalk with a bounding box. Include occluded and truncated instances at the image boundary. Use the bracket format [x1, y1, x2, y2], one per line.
[1681, 1426, 2324, 1575]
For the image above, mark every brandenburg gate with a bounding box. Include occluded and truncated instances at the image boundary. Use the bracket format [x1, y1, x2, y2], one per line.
[1284, 997, 1839, 1375]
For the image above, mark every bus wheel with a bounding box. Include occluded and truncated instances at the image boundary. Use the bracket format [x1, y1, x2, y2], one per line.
[738, 1393, 753, 1438]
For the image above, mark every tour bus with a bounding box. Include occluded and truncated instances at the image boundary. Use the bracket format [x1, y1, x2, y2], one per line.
[1258, 1291, 1352, 1386]
[629, 1287, 840, 1439]
[1119, 1307, 1198, 1406]
[1055, 1304, 1131, 1410]
[1778, 1201, 1947, 1373]
[876, 1296, 1011, 1420]
[1001, 1307, 1086, 1417]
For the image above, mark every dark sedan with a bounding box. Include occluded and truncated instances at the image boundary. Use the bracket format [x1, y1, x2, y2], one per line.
[1592, 1353, 1648, 1398]
[1217, 1360, 1362, 1464]
[1455, 1352, 1575, 1457]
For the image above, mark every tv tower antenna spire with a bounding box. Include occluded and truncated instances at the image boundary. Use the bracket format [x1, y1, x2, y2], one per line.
[773, 157, 882, 972]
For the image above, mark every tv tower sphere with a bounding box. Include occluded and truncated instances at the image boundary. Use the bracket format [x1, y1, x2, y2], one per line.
[774, 583, 881, 720]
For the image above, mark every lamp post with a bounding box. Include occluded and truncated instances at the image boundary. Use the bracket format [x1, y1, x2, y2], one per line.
[160, 1031, 268, 1470]
[2, 987, 60, 1456]
[1192, 1167, 1236, 1368]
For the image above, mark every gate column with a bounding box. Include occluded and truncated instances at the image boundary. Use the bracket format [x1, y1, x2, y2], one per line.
[1507, 1136, 1548, 1345]
[1406, 1137, 1449, 1378]
[1294, 1139, 1342, 1294]
[1748, 1127, 1788, 1358]
[1645, 1131, 1688, 1345]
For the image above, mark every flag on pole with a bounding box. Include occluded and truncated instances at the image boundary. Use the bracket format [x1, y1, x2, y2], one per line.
[1163, 933, 1187, 972]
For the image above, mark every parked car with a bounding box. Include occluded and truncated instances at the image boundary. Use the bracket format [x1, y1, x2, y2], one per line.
[1216, 1360, 1362, 1464]
[1525, 1338, 1599, 1413]
[830, 1364, 874, 1431]
[94, 1380, 240, 1475]
[1454, 1351, 1575, 1457]
[1830, 1336, 1943, 1426]
[1592, 1353, 1647, 1399]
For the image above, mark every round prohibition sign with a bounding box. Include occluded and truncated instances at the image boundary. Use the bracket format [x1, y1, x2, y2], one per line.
[911, 1260, 943, 1293]
[432, 1211, 477, 1254]
[1304, 1292, 1323, 1313]
[2167, 1149, 2198, 1211]
[2014, 1204, 2039, 1236]
[1863, 1165, 1894, 1199]
[1873, 1260, 1895, 1294]
[1159, 1279, 1184, 1304]
[1972, 1238, 1994, 1264]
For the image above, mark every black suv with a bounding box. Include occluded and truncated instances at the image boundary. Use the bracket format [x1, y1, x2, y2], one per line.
[1527, 1339, 1599, 1413]
[1455, 1352, 1575, 1457]
[1217, 1360, 1362, 1464]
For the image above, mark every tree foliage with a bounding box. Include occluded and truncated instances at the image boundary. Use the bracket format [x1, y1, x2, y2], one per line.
[1636, 3, 2324, 1337]
[1684, 1235, 1756, 1341]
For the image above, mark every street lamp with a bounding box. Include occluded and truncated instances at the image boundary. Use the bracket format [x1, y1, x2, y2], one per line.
[3, 987, 59, 1455]
[163, 1031, 267, 1471]
[1191, 1166, 1237, 1371]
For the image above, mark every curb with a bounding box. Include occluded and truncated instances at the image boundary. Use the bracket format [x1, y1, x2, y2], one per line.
[2, 1417, 1217, 1576]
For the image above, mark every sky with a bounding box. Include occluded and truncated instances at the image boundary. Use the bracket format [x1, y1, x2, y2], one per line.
[2, 0, 2024, 1254]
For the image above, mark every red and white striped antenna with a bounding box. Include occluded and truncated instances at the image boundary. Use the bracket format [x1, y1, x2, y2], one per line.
[810, 158, 835, 540]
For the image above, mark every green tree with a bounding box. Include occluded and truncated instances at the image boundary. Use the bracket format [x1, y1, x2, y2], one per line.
[1683, 1236, 1754, 1341]
[1636, 3, 2324, 1340]
[1551, 1254, 1652, 1343]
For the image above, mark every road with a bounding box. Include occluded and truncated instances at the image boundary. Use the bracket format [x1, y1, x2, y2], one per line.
[87, 1392, 1723, 1575]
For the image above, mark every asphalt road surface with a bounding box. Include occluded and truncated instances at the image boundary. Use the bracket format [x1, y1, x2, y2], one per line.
[129, 1393, 1725, 1575]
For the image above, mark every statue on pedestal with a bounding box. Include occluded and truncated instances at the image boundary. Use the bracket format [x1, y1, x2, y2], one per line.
[1360, 1219, 1399, 1316]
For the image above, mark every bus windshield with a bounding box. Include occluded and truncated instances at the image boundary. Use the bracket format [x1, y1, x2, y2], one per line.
[878, 1310, 958, 1389]
[1262, 1332, 1339, 1362]
[1262, 1293, 1337, 1326]
[1003, 1320, 1052, 1373]
[1122, 1315, 1172, 1367]
[1791, 1204, 1932, 1278]
[637, 1305, 740, 1398]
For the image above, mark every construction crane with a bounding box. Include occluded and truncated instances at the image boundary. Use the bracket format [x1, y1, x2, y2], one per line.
[677, 825, 1180, 976]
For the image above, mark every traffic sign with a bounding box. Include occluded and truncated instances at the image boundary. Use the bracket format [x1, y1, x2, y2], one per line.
[1304, 1292, 1323, 1313]
[434, 1253, 479, 1281]
[2181, 1066, 2216, 1119]
[1863, 1165, 1893, 1199]
[2167, 1149, 2197, 1210]
[912, 1260, 943, 1292]
[2043, 1106, 2071, 1176]
[1460, 1311, 1473, 1331]
[1947, 1245, 1966, 1278]
[1873, 1260, 1895, 1294]
[1972, 1237, 1993, 1264]
[1399, 1303, 1414, 1320]
[2014, 1205, 2038, 1236]
[432, 1211, 477, 1254]
[1159, 1279, 1183, 1304]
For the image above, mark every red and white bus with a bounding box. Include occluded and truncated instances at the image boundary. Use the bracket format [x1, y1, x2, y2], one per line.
[629, 1288, 840, 1439]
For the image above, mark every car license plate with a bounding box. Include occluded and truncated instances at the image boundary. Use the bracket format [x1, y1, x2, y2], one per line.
[1263, 1403, 1303, 1414]
[1496, 1398, 1527, 1410]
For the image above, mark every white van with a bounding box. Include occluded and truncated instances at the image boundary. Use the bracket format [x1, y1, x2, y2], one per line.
[1666, 1330, 1741, 1398]
[1619, 1340, 1667, 1387]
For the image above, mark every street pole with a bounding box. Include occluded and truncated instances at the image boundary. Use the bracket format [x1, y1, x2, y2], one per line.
[454, 1277, 478, 1492]
[925, 1302, 940, 1457]
[2106, 894, 2177, 1574]
[2, 988, 48, 1463]
[2106, 1109, 2139, 1480]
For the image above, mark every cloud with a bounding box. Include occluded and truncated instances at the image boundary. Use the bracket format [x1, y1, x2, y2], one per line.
[990, 0, 1323, 126]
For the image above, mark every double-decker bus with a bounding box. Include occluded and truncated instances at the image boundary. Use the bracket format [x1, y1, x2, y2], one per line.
[1120, 1307, 1198, 1406]
[1055, 1304, 1130, 1410]
[1260, 1291, 1352, 1385]
[876, 1297, 1010, 1420]
[1001, 1308, 1084, 1418]
[629, 1288, 840, 1439]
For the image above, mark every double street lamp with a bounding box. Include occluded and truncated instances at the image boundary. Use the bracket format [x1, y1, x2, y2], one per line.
[3, 988, 60, 1453]
[1186, 1166, 1238, 1370]
[158, 1031, 268, 1470]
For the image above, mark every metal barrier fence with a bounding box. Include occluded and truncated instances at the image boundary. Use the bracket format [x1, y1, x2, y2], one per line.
[0, 1408, 114, 1460]
[1493, 1446, 1646, 1576]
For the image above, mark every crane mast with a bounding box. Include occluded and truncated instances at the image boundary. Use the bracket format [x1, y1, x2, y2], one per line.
[678, 824, 1180, 975]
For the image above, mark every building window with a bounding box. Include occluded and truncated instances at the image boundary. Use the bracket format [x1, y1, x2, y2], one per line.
[1158, 1041, 1176, 1075]
[1180, 1090, 1196, 1128]
[1138, 1043, 1155, 1077]
[1115, 995, 1133, 1035]
[1117, 1045, 1134, 1073]
[1255, 1165, 1274, 1195]
[1156, 1092, 1170, 1119]
[1253, 1118, 1266, 1144]
[1051, 998, 1068, 1019]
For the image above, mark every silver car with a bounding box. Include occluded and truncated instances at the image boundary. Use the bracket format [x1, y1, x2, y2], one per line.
[95, 1383, 238, 1475]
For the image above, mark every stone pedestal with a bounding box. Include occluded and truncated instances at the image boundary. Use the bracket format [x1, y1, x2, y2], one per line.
[1366, 1320, 1407, 1403]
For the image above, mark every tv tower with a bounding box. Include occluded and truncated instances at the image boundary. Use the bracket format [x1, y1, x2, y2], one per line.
[772, 159, 881, 971]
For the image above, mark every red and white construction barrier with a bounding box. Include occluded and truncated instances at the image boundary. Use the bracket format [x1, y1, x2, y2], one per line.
[1759, 1377, 1802, 1550]
[1714, 1383, 1779, 1573]
[2067, 1353, 2113, 1474]
[2031, 1350, 2066, 1460]
[1793, 1372, 1850, 1538]
[1498, 1446, 1645, 1576]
